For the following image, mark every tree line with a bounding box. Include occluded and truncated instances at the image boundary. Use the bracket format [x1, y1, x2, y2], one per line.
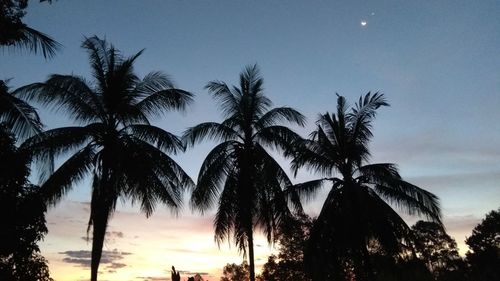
[221, 210, 500, 281]
[1, 4, 498, 280]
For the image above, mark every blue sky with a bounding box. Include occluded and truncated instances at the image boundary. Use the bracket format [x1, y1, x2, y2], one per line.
[1, 0, 500, 280]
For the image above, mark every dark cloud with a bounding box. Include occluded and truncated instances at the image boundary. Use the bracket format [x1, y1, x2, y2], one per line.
[60, 250, 92, 259]
[59, 249, 132, 270]
[62, 257, 91, 267]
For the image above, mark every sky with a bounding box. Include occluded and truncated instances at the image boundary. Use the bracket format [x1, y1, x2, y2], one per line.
[1, 0, 500, 280]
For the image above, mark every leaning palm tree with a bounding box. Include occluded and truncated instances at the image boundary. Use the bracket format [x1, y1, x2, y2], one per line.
[290, 93, 442, 281]
[0, 0, 60, 58]
[17, 36, 193, 281]
[183, 65, 305, 281]
[0, 80, 43, 140]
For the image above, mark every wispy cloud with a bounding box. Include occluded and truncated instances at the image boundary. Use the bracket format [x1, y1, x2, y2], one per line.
[136, 277, 170, 281]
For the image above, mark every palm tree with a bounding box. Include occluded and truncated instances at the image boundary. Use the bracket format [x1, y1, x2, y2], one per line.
[17, 36, 194, 281]
[183, 65, 305, 281]
[0, 0, 60, 58]
[290, 93, 442, 281]
[0, 80, 43, 140]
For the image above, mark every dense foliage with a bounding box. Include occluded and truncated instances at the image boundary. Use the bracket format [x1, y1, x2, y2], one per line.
[465, 208, 500, 281]
[0, 0, 59, 58]
[0, 127, 52, 281]
[0, 80, 43, 140]
[221, 261, 250, 281]
[412, 221, 467, 281]
[258, 213, 312, 281]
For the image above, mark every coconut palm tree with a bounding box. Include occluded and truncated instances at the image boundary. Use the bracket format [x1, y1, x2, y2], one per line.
[17, 36, 193, 281]
[0, 80, 43, 140]
[290, 93, 442, 281]
[183, 65, 305, 281]
[0, 0, 60, 58]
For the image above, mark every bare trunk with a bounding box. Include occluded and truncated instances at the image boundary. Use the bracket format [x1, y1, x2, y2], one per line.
[248, 230, 255, 281]
[90, 202, 110, 281]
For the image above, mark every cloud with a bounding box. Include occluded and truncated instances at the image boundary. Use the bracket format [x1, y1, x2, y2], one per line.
[62, 257, 91, 267]
[444, 214, 481, 233]
[109, 231, 124, 238]
[136, 277, 170, 281]
[59, 249, 132, 270]
[176, 271, 209, 276]
[108, 262, 127, 269]
[80, 231, 125, 243]
[61, 250, 92, 259]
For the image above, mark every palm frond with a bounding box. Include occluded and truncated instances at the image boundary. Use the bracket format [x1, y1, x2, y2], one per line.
[256, 106, 306, 128]
[363, 188, 416, 254]
[81, 36, 112, 88]
[254, 147, 294, 241]
[133, 137, 194, 190]
[374, 180, 442, 223]
[254, 125, 303, 155]
[183, 122, 240, 146]
[136, 88, 193, 118]
[41, 145, 96, 205]
[205, 81, 240, 117]
[118, 137, 194, 215]
[126, 124, 184, 154]
[317, 113, 345, 148]
[233, 206, 251, 254]
[21, 124, 97, 181]
[291, 139, 336, 176]
[134, 71, 175, 98]
[0, 88, 43, 140]
[191, 141, 238, 212]
[214, 173, 238, 246]
[348, 92, 389, 145]
[239, 64, 272, 118]
[4, 25, 61, 58]
[14, 75, 101, 123]
[286, 179, 327, 206]
[119, 140, 183, 215]
[356, 163, 401, 185]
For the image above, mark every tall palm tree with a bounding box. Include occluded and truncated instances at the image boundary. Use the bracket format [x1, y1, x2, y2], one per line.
[290, 93, 442, 281]
[183, 65, 305, 281]
[0, 80, 43, 140]
[17, 36, 194, 281]
[0, 0, 60, 58]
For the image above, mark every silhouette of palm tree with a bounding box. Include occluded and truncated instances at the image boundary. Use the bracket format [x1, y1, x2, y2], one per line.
[0, 80, 42, 140]
[17, 36, 194, 281]
[0, 0, 60, 58]
[183, 65, 305, 281]
[290, 93, 442, 281]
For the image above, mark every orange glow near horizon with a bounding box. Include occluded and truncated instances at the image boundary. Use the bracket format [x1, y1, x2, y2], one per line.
[41, 200, 277, 281]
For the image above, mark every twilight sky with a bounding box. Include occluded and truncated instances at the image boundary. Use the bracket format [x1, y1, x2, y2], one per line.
[1, 1, 500, 280]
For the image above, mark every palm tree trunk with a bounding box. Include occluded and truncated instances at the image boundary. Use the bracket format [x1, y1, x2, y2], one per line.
[90, 201, 111, 281]
[247, 229, 256, 281]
